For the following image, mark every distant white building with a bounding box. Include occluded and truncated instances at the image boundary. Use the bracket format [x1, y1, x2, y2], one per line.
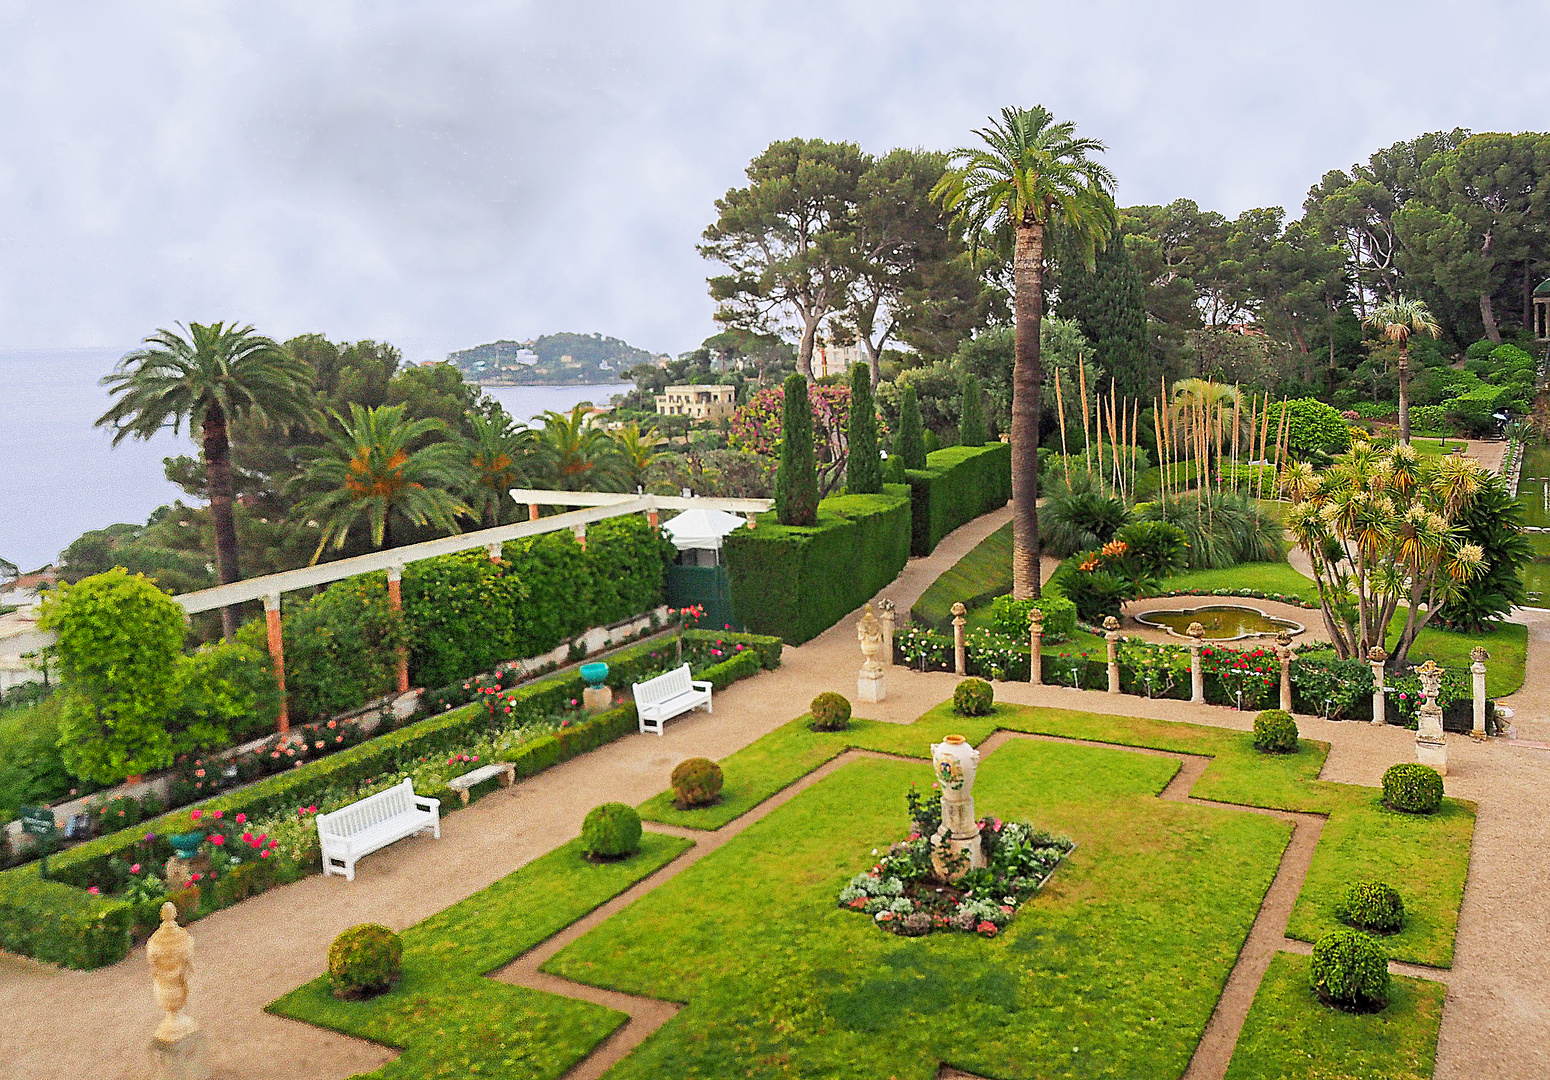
[656, 385, 735, 420]
[516, 349, 539, 366]
[812, 342, 866, 378]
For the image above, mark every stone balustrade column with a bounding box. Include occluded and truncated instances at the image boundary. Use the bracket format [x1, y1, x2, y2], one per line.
[951, 603, 967, 676]
[1028, 608, 1044, 685]
[877, 599, 896, 668]
[1103, 615, 1122, 694]
[1187, 622, 1205, 704]
[1368, 646, 1388, 726]
[1275, 632, 1293, 713]
[1471, 646, 1490, 735]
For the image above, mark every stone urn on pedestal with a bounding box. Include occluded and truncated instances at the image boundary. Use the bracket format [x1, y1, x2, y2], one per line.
[930, 734, 985, 881]
[1414, 659, 1448, 776]
[579, 662, 612, 713]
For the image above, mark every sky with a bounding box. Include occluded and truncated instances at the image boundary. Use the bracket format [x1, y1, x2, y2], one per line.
[1, 0, 1546, 362]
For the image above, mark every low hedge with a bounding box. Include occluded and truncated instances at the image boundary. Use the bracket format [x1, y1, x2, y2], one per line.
[903, 443, 1011, 556]
[0, 631, 779, 969]
[724, 488, 911, 644]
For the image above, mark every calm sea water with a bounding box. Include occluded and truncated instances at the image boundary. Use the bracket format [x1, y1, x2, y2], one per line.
[0, 349, 627, 573]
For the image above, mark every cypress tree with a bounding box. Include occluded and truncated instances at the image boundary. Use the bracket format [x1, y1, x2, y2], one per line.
[845, 362, 882, 494]
[1056, 232, 1149, 400]
[959, 372, 987, 447]
[893, 384, 927, 469]
[775, 373, 819, 525]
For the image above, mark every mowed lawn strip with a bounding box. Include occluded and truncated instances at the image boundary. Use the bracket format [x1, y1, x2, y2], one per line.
[554, 744, 1290, 1079]
[1224, 951, 1445, 1080]
[267, 832, 693, 1080]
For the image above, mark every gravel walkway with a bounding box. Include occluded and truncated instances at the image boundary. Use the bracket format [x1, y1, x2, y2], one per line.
[3, 502, 1547, 1079]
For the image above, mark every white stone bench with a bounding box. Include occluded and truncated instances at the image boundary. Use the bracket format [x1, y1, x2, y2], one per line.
[633, 663, 713, 736]
[316, 778, 440, 881]
[446, 762, 517, 805]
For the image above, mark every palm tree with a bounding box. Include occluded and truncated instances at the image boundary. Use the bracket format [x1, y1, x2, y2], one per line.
[459, 410, 533, 526]
[933, 106, 1116, 599]
[294, 403, 471, 562]
[612, 422, 665, 491]
[531, 405, 628, 491]
[1364, 297, 1440, 445]
[97, 322, 316, 638]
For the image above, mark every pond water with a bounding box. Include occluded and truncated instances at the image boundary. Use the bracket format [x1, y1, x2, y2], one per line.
[1135, 605, 1303, 640]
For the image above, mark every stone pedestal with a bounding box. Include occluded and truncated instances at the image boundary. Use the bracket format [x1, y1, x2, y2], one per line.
[951, 603, 967, 676]
[164, 855, 208, 893]
[1368, 646, 1388, 726]
[1275, 632, 1293, 713]
[1028, 610, 1044, 686]
[581, 685, 613, 713]
[857, 665, 886, 703]
[1103, 616, 1122, 694]
[930, 735, 984, 880]
[1187, 623, 1205, 704]
[1415, 660, 1447, 776]
[149, 1031, 210, 1080]
[1471, 647, 1489, 734]
[857, 605, 886, 702]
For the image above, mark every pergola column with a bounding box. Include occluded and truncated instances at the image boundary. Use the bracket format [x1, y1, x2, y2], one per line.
[387, 564, 409, 694]
[263, 591, 288, 733]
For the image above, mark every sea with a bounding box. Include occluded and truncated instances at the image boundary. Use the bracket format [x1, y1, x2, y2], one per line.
[0, 345, 625, 574]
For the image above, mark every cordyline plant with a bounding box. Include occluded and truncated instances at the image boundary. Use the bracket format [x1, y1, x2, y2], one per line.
[1283, 441, 1485, 671]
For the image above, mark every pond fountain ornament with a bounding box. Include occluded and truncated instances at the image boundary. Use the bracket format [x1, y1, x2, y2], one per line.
[930, 734, 985, 878]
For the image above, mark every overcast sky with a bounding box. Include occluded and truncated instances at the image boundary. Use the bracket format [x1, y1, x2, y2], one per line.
[2, 0, 1545, 361]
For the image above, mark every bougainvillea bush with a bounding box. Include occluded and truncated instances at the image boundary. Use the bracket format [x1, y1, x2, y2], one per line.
[836, 789, 1073, 937]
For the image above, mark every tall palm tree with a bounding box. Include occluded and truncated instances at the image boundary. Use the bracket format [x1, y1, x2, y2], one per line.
[531, 404, 628, 491]
[933, 106, 1116, 599]
[294, 403, 471, 562]
[459, 410, 533, 526]
[612, 422, 665, 491]
[97, 322, 316, 637]
[1364, 296, 1440, 446]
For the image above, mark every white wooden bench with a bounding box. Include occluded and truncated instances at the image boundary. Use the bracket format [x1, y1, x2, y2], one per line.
[316, 779, 440, 881]
[446, 762, 517, 805]
[632, 663, 713, 736]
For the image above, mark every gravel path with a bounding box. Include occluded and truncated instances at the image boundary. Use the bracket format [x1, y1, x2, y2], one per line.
[3, 501, 1547, 1079]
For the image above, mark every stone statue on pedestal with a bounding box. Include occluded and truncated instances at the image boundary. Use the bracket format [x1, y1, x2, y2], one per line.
[856, 605, 886, 702]
[147, 901, 210, 1079]
[1414, 659, 1447, 776]
[930, 735, 985, 879]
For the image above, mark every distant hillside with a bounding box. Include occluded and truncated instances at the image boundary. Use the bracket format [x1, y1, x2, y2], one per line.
[448, 332, 660, 385]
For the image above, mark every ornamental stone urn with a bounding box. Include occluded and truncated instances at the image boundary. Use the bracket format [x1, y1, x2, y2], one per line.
[857, 604, 886, 703]
[929, 734, 985, 879]
[1414, 659, 1447, 775]
[147, 901, 210, 1079]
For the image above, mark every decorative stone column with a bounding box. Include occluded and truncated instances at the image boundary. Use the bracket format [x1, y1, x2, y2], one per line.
[1471, 646, 1489, 734]
[572, 524, 587, 551]
[877, 599, 896, 667]
[1275, 631, 1293, 713]
[263, 591, 288, 734]
[386, 564, 409, 694]
[857, 605, 886, 703]
[147, 901, 209, 1079]
[951, 602, 967, 676]
[930, 734, 985, 880]
[1103, 615, 1122, 694]
[1368, 646, 1388, 726]
[1414, 659, 1448, 776]
[1187, 622, 1205, 704]
[1028, 607, 1044, 685]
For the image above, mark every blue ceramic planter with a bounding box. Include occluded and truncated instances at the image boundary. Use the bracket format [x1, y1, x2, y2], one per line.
[168, 831, 205, 860]
[579, 662, 609, 689]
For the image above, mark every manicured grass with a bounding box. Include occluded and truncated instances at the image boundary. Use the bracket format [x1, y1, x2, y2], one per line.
[558, 742, 1290, 1079]
[1224, 951, 1445, 1080]
[267, 832, 692, 1079]
[911, 520, 1012, 629]
[1160, 561, 1321, 603]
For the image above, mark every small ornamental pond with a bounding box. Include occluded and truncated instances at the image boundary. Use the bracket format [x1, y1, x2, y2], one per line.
[1135, 604, 1304, 641]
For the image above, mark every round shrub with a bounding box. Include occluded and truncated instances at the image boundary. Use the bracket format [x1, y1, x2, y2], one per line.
[1309, 928, 1390, 1011]
[953, 678, 994, 716]
[328, 923, 403, 1000]
[670, 757, 724, 808]
[1382, 762, 1444, 814]
[1252, 709, 1299, 754]
[1336, 880, 1405, 934]
[809, 692, 852, 731]
[580, 802, 642, 859]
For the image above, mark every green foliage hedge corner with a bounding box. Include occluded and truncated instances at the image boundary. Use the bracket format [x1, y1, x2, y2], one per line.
[0, 868, 134, 969]
[953, 678, 994, 716]
[724, 488, 910, 644]
[808, 692, 852, 731]
[1310, 928, 1390, 1011]
[1382, 763, 1444, 814]
[1336, 880, 1405, 935]
[903, 443, 1012, 555]
[581, 803, 642, 858]
[1252, 710, 1299, 754]
[328, 923, 403, 999]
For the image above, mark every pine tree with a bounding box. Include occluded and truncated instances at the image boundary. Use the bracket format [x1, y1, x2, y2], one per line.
[775, 373, 819, 525]
[959, 372, 987, 446]
[893, 384, 927, 468]
[845, 362, 882, 494]
[1056, 232, 1149, 400]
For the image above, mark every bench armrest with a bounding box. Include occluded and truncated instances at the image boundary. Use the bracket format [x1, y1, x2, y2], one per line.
[691, 680, 713, 692]
[414, 795, 441, 812]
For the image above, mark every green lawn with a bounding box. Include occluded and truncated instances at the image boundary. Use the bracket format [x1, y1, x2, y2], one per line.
[561, 742, 1290, 1079]
[267, 832, 692, 1079]
[1225, 952, 1445, 1080]
[1160, 561, 1321, 603]
[911, 520, 1012, 629]
[1395, 618, 1526, 698]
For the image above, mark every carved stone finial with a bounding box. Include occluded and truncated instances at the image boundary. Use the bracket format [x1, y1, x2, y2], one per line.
[1367, 645, 1388, 663]
[1102, 615, 1120, 632]
[147, 901, 198, 1043]
[1186, 622, 1205, 640]
[1275, 630, 1292, 647]
[877, 598, 896, 617]
[1027, 606, 1044, 627]
[950, 602, 967, 617]
[1470, 646, 1489, 664]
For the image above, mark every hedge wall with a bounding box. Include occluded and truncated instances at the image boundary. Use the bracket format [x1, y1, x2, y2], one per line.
[903, 443, 1012, 555]
[0, 628, 780, 969]
[723, 487, 912, 645]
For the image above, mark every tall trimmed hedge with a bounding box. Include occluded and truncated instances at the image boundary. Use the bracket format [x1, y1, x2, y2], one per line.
[903, 443, 1012, 555]
[723, 487, 911, 644]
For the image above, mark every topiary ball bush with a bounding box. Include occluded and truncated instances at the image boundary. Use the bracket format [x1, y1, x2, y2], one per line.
[670, 758, 724, 808]
[1336, 880, 1406, 934]
[953, 678, 994, 716]
[1382, 762, 1444, 814]
[1253, 709, 1300, 754]
[1309, 928, 1390, 1011]
[328, 923, 403, 1000]
[809, 692, 852, 731]
[580, 802, 643, 859]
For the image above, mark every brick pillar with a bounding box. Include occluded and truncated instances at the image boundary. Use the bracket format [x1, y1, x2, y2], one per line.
[264, 591, 288, 733]
[387, 565, 409, 694]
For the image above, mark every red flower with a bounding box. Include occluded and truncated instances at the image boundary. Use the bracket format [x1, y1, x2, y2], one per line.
[190, 809, 203, 822]
[235, 813, 246, 824]
[210, 835, 225, 846]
